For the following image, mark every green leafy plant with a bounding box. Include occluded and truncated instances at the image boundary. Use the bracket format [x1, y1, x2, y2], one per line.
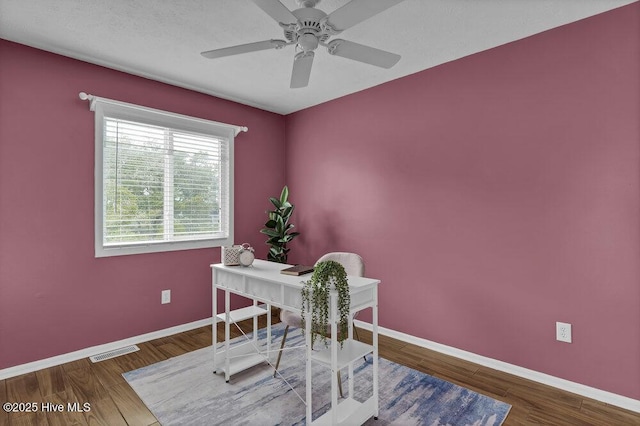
[260, 185, 300, 263]
[301, 260, 351, 348]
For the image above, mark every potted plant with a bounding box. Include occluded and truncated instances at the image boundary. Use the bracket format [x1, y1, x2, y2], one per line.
[260, 185, 300, 263]
[301, 260, 351, 348]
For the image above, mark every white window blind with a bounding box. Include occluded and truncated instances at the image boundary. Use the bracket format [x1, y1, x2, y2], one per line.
[103, 118, 227, 244]
[84, 93, 246, 257]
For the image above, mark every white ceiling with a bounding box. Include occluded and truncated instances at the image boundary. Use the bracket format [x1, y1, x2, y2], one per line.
[0, 0, 636, 114]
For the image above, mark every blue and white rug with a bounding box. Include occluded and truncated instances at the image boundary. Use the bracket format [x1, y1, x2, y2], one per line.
[123, 324, 511, 425]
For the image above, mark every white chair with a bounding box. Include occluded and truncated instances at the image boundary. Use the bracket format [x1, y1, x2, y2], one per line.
[273, 252, 365, 396]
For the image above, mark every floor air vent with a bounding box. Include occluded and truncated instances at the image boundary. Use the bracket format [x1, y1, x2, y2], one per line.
[90, 345, 140, 363]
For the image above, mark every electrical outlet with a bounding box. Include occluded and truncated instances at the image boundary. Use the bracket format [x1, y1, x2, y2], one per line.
[556, 322, 572, 343]
[161, 290, 171, 304]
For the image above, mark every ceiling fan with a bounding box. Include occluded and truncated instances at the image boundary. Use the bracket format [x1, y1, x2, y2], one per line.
[201, 0, 406, 88]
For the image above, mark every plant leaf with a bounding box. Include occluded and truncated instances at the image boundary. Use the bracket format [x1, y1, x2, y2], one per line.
[280, 186, 289, 204]
[269, 246, 281, 255]
[261, 228, 280, 237]
[269, 197, 281, 209]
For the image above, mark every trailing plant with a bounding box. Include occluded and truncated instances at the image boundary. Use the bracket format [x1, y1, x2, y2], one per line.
[301, 260, 351, 348]
[260, 185, 300, 263]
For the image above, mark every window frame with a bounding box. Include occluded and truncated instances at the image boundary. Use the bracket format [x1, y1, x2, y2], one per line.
[91, 97, 241, 257]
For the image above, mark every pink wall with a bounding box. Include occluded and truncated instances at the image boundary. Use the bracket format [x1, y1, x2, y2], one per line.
[285, 4, 640, 400]
[0, 40, 285, 369]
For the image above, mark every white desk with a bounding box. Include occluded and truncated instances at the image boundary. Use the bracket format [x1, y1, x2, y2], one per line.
[211, 259, 380, 426]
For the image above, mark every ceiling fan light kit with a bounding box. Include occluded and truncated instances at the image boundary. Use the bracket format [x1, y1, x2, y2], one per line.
[201, 0, 406, 88]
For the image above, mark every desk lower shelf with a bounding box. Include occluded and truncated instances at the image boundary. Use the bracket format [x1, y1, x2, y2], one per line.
[213, 341, 267, 378]
[215, 305, 268, 323]
[312, 396, 376, 425]
[311, 339, 373, 370]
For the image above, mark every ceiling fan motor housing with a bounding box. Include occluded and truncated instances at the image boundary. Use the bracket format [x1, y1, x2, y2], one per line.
[298, 33, 318, 51]
[284, 7, 332, 51]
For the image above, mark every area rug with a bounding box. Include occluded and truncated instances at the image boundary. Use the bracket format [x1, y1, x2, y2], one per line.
[123, 324, 511, 425]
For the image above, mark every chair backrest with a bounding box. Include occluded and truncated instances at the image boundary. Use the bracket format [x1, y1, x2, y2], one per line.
[315, 252, 365, 277]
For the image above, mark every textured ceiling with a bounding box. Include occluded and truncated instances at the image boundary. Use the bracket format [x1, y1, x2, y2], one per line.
[0, 0, 636, 114]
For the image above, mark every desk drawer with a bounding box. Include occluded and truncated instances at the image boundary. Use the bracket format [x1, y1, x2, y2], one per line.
[350, 287, 375, 312]
[282, 286, 302, 310]
[214, 269, 245, 293]
[245, 278, 280, 305]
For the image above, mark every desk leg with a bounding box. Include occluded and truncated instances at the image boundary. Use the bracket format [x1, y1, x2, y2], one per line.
[252, 299, 258, 349]
[212, 282, 217, 374]
[224, 289, 231, 383]
[348, 309, 355, 398]
[266, 303, 272, 363]
[330, 293, 339, 425]
[305, 307, 312, 425]
[373, 290, 379, 418]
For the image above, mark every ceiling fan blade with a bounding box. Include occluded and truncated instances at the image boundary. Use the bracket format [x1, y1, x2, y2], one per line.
[252, 0, 298, 25]
[326, 39, 400, 68]
[325, 0, 406, 32]
[201, 39, 287, 59]
[290, 51, 315, 89]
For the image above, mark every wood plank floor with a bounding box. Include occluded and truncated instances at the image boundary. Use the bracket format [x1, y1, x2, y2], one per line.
[1, 318, 639, 426]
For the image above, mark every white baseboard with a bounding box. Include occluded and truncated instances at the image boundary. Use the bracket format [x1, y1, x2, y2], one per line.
[0, 318, 213, 381]
[354, 320, 640, 414]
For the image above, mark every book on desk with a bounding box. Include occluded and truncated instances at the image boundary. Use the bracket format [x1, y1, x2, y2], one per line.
[280, 265, 315, 276]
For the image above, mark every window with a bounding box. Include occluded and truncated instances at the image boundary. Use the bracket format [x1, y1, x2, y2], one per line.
[87, 95, 245, 257]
